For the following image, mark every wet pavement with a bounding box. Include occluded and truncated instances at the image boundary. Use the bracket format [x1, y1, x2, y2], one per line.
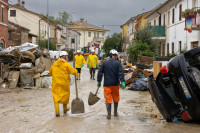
[0, 66, 200, 133]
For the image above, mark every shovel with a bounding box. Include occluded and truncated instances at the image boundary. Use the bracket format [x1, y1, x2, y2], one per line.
[71, 53, 85, 114]
[88, 87, 100, 106]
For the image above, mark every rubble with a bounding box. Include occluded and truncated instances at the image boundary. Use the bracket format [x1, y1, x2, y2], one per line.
[0, 43, 54, 89]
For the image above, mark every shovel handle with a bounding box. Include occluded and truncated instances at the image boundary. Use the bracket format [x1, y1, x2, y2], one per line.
[95, 86, 100, 95]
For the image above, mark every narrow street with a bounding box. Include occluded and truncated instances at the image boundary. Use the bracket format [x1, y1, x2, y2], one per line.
[0, 66, 200, 133]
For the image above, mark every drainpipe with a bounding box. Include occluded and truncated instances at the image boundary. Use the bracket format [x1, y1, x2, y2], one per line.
[39, 18, 42, 45]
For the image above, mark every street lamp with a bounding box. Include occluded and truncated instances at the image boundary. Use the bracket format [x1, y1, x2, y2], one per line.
[47, 0, 49, 51]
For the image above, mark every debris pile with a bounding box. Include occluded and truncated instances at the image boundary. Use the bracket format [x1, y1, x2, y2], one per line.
[122, 56, 154, 91]
[0, 42, 54, 89]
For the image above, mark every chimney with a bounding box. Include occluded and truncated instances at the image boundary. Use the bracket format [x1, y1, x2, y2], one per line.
[80, 18, 84, 22]
[22, 1, 25, 7]
[18, 0, 21, 5]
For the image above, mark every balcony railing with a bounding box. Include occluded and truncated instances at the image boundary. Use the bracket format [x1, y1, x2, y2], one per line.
[184, 7, 200, 30]
[150, 26, 166, 37]
[93, 37, 105, 41]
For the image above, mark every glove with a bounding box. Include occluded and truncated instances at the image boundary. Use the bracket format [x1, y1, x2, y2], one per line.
[97, 82, 101, 87]
[82, 63, 84, 67]
[87, 64, 89, 68]
[122, 81, 126, 89]
[73, 63, 75, 68]
[97, 64, 99, 68]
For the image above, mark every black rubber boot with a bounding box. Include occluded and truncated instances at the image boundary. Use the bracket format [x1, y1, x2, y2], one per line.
[106, 104, 111, 120]
[114, 103, 118, 116]
[93, 72, 95, 80]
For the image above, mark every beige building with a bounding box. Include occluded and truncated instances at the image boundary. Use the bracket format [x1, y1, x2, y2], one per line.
[68, 18, 109, 50]
[8, 0, 61, 46]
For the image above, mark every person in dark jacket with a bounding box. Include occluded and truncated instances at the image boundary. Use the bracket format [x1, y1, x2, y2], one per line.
[97, 49, 125, 119]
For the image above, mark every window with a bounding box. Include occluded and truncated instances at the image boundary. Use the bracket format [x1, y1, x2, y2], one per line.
[71, 38, 75, 43]
[163, 14, 165, 26]
[8, 31, 11, 40]
[179, 4, 182, 21]
[172, 9, 175, 24]
[162, 44, 165, 56]
[94, 32, 96, 38]
[1, 6, 4, 23]
[159, 15, 161, 26]
[179, 41, 182, 51]
[154, 20, 156, 26]
[191, 41, 198, 48]
[168, 11, 170, 25]
[88, 32, 91, 37]
[97, 33, 99, 38]
[167, 43, 169, 54]
[172, 42, 174, 54]
[102, 33, 104, 36]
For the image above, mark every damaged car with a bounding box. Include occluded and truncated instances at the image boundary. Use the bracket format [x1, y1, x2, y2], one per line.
[148, 47, 200, 122]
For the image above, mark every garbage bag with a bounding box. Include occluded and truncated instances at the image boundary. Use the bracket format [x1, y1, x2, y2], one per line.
[128, 78, 148, 91]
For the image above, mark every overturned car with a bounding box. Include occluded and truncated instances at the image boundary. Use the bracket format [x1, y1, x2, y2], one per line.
[148, 47, 200, 122]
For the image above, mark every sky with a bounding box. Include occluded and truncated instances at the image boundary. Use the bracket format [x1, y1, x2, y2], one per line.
[9, 0, 166, 35]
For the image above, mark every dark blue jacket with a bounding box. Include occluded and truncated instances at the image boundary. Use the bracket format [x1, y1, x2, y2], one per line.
[97, 58, 125, 87]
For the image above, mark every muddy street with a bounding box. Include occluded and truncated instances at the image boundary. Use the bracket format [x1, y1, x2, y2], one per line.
[0, 66, 200, 133]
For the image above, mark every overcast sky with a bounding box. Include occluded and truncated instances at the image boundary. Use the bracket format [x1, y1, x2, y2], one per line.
[9, 0, 166, 35]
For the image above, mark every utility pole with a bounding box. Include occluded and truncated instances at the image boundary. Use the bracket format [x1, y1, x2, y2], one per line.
[47, 0, 49, 51]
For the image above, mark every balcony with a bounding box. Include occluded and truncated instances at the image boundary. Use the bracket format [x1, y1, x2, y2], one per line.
[50, 38, 57, 43]
[93, 37, 105, 42]
[184, 7, 200, 31]
[150, 26, 166, 40]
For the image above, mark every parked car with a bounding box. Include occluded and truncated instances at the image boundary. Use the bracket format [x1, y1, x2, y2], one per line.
[148, 47, 200, 122]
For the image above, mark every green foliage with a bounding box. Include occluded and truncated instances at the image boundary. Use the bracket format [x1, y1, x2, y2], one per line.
[36, 33, 56, 50]
[167, 53, 177, 58]
[127, 25, 158, 63]
[134, 26, 154, 45]
[127, 40, 157, 64]
[66, 49, 74, 61]
[47, 11, 72, 25]
[103, 33, 122, 56]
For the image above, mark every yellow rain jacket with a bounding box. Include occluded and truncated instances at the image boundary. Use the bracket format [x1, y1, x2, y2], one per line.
[49, 59, 77, 104]
[87, 54, 99, 68]
[74, 54, 85, 68]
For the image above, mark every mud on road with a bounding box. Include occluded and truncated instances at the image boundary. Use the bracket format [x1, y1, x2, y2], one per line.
[0, 67, 200, 133]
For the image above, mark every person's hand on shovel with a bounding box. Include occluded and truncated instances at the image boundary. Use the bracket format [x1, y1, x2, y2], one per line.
[97, 82, 101, 87]
[122, 81, 126, 89]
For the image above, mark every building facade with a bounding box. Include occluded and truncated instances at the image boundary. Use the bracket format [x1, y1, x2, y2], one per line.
[68, 18, 109, 50]
[8, 0, 61, 47]
[146, 0, 200, 56]
[0, 0, 8, 49]
[8, 21, 29, 46]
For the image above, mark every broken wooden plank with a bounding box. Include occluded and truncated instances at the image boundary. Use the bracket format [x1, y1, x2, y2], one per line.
[8, 71, 20, 89]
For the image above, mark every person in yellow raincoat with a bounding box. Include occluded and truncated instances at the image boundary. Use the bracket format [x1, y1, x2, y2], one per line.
[49, 51, 77, 117]
[87, 49, 99, 80]
[73, 50, 85, 80]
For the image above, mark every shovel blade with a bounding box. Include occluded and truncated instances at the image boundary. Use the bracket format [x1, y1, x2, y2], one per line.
[88, 92, 100, 106]
[71, 98, 85, 114]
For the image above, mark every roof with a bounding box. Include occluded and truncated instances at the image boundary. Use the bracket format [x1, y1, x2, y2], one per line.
[8, 21, 30, 31]
[10, 4, 55, 25]
[120, 11, 151, 28]
[68, 19, 109, 32]
[145, 0, 170, 18]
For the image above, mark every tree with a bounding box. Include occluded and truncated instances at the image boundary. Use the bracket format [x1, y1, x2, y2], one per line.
[103, 33, 122, 56]
[36, 32, 56, 50]
[127, 25, 159, 64]
[47, 11, 72, 25]
[127, 40, 156, 64]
